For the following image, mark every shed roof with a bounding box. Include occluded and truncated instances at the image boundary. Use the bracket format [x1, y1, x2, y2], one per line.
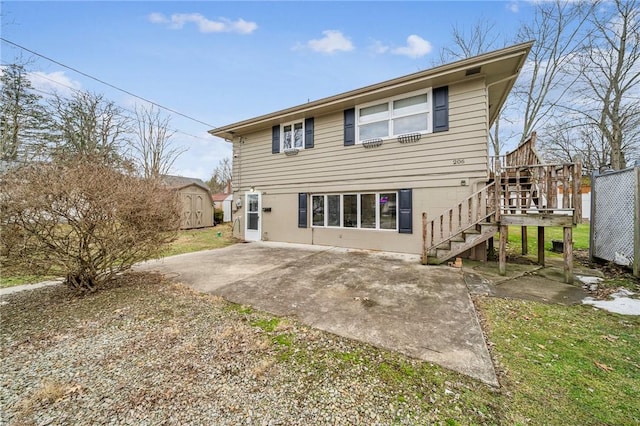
[161, 175, 210, 192]
[209, 41, 533, 141]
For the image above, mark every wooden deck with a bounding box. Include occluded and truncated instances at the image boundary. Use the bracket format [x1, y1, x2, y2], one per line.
[422, 132, 583, 283]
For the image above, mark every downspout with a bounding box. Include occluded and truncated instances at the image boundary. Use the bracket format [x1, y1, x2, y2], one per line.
[482, 73, 519, 194]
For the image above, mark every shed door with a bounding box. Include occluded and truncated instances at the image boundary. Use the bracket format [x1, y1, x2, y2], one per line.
[182, 194, 193, 228]
[193, 194, 204, 227]
[245, 192, 261, 241]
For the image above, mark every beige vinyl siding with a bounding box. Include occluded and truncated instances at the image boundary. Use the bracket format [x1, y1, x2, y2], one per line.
[232, 187, 476, 254]
[229, 78, 491, 253]
[232, 78, 488, 195]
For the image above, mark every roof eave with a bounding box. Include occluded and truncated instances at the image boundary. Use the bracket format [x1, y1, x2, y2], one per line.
[209, 41, 533, 141]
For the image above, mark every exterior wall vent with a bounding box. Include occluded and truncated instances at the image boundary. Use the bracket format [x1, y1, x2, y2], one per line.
[465, 66, 481, 76]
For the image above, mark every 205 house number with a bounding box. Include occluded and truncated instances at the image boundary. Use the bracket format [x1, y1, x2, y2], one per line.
[452, 159, 465, 165]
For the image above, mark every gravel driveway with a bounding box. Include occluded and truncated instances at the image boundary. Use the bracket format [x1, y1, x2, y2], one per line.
[1, 273, 499, 425]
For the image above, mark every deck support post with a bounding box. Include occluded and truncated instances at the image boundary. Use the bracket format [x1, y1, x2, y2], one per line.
[563, 226, 573, 284]
[537, 226, 545, 266]
[499, 225, 508, 276]
[521, 226, 528, 255]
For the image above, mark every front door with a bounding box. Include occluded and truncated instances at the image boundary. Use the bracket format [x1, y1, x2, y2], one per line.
[245, 192, 261, 241]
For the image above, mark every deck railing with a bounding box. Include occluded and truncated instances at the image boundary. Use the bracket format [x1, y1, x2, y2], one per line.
[493, 160, 582, 223]
[421, 132, 583, 262]
[422, 182, 498, 256]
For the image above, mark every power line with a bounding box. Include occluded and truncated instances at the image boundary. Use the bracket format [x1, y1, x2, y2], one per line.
[0, 63, 216, 142]
[1, 37, 218, 129]
[1, 61, 216, 143]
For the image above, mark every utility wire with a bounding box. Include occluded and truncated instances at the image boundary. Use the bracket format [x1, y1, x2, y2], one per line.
[4, 63, 216, 143]
[1, 37, 218, 129]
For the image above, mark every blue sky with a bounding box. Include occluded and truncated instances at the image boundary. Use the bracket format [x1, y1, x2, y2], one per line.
[1, 1, 532, 180]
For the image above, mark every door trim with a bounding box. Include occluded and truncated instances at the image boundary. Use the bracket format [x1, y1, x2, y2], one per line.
[245, 192, 261, 241]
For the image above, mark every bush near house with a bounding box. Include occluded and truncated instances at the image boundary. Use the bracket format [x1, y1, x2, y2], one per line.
[0, 156, 181, 291]
[214, 208, 224, 224]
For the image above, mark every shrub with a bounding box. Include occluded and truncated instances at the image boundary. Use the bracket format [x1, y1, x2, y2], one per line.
[214, 208, 224, 224]
[0, 156, 181, 291]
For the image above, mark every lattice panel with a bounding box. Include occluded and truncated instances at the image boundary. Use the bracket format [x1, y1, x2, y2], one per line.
[592, 169, 636, 266]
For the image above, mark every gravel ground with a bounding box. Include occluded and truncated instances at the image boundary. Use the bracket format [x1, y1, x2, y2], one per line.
[1, 273, 499, 425]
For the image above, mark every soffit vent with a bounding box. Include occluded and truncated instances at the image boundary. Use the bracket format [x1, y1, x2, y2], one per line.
[465, 66, 481, 76]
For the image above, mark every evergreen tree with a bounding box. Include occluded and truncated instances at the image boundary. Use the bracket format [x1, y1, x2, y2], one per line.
[0, 62, 49, 161]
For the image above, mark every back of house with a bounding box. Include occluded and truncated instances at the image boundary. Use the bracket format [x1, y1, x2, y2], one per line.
[210, 42, 532, 255]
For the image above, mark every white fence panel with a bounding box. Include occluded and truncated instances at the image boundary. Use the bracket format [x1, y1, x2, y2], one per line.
[590, 166, 639, 276]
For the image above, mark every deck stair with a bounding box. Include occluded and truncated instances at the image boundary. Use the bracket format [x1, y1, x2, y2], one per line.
[422, 181, 498, 265]
[421, 132, 582, 277]
[425, 222, 499, 264]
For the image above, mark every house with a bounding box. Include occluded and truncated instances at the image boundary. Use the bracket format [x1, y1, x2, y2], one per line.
[161, 175, 214, 229]
[210, 42, 581, 267]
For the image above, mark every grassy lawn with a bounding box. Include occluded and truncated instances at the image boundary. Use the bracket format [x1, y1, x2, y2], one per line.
[506, 223, 590, 257]
[159, 222, 236, 257]
[478, 297, 639, 424]
[0, 223, 237, 288]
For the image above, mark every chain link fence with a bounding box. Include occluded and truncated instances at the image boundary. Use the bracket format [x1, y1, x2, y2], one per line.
[590, 165, 639, 276]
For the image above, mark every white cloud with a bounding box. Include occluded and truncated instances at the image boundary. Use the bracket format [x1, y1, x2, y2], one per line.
[507, 1, 519, 13]
[369, 40, 389, 55]
[148, 12, 257, 35]
[28, 71, 82, 97]
[148, 12, 169, 24]
[391, 35, 432, 59]
[306, 30, 354, 54]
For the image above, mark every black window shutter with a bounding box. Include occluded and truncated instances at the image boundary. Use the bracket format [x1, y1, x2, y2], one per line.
[433, 86, 449, 132]
[344, 108, 355, 146]
[272, 125, 280, 154]
[398, 189, 412, 234]
[304, 117, 314, 149]
[298, 193, 308, 228]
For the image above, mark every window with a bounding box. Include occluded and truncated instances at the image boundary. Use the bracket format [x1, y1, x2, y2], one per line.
[356, 89, 431, 143]
[360, 194, 376, 228]
[343, 195, 358, 228]
[282, 121, 304, 151]
[379, 193, 397, 230]
[327, 195, 340, 226]
[310, 193, 397, 230]
[312, 195, 324, 227]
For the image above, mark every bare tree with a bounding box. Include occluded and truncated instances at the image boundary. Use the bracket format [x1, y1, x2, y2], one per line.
[207, 157, 232, 193]
[48, 90, 131, 162]
[574, 0, 640, 170]
[131, 104, 185, 179]
[0, 155, 181, 291]
[438, 19, 508, 155]
[540, 119, 610, 173]
[512, 0, 595, 147]
[439, 20, 502, 63]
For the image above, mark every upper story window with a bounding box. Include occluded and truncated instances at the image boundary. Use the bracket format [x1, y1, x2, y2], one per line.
[357, 89, 431, 143]
[282, 121, 304, 151]
[273, 117, 314, 154]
